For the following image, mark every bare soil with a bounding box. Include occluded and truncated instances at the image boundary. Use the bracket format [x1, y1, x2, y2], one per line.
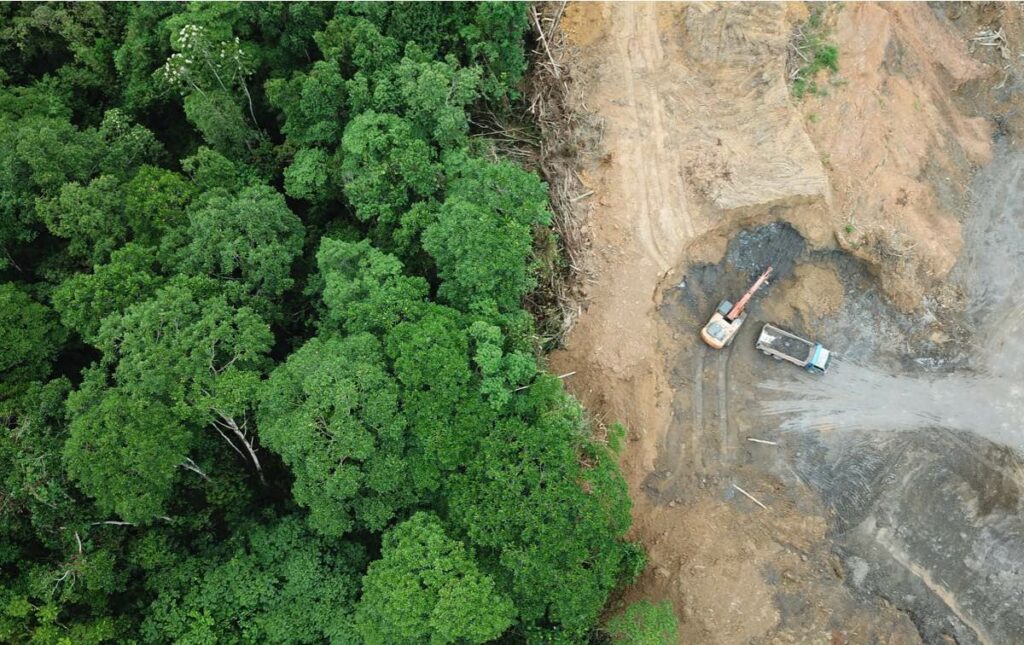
[547, 2, 1024, 643]
[761, 263, 845, 330]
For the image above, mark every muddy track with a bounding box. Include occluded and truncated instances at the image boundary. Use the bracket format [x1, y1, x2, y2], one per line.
[615, 2, 692, 272]
[648, 338, 735, 501]
[689, 350, 704, 475]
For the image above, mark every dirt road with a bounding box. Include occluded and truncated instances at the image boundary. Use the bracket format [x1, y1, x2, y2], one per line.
[550, 2, 1022, 642]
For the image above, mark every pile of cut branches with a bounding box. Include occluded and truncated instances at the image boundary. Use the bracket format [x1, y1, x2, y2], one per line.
[522, 1, 602, 348]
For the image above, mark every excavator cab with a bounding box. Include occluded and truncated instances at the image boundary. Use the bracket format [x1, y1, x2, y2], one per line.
[700, 267, 772, 349]
[700, 303, 745, 349]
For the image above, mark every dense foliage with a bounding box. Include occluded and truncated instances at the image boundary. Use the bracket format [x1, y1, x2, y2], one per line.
[606, 600, 680, 645]
[0, 3, 646, 643]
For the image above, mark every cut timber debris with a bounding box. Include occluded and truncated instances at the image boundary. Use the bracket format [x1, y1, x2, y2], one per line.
[531, 6, 561, 79]
[514, 371, 576, 392]
[732, 484, 769, 510]
[970, 26, 1010, 60]
[524, 1, 596, 346]
[746, 437, 779, 445]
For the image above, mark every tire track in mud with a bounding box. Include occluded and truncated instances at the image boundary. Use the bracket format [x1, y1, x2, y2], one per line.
[872, 526, 995, 645]
[649, 341, 734, 497]
[690, 349, 706, 475]
[690, 346, 735, 485]
[616, 3, 692, 273]
[718, 346, 734, 464]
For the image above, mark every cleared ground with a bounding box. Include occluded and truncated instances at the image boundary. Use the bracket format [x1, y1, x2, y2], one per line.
[550, 2, 1024, 642]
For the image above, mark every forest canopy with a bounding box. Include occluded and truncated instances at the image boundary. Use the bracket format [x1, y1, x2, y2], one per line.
[0, 3, 648, 643]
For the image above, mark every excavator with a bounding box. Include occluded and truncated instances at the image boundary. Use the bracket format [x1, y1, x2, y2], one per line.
[700, 267, 773, 349]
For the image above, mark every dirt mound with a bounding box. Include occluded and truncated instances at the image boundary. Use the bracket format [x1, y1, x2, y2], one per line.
[675, 5, 830, 218]
[762, 263, 845, 328]
[799, 4, 995, 311]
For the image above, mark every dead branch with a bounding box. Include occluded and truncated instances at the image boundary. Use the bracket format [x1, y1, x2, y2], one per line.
[513, 370, 576, 392]
[213, 410, 266, 485]
[211, 420, 248, 461]
[179, 457, 211, 481]
[547, 1, 568, 43]
[52, 569, 73, 596]
[532, 6, 561, 79]
[732, 483, 769, 510]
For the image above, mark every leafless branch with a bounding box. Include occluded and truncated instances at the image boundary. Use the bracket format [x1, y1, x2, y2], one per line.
[212, 409, 266, 484]
[531, 6, 561, 79]
[180, 457, 211, 481]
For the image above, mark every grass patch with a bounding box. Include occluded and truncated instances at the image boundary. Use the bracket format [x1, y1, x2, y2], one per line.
[789, 8, 840, 99]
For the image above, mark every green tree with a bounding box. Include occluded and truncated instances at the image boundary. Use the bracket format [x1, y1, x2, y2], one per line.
[340, 111, 439, 229]
[344, 3, 529, 101]
[121, 166, 195, 246]
[423, 155, 553, 314]
[606, 601, 679, 645]
[161, 22, 261, 157]
[95, 108, 166, 177]
[144, 517, 366, 644]
[94, 278, 273, 419]
[112, 2, 180, 113]
[315, 237, 429, 336]
[258, 333, 416, 536]
[63, 278, 275, 504]
[1, 108, 161, 270]
[0, 3, 129, 118]
[2, 108, 157, 197]
[282, 146, 332, 202]
[0, 379, 78, 552]
[180, 145, 256, 194]
[265, 60, 347, 149]
[468, 319, 536, 409]
[64, 376, 189, 523]
[36, 175, 129, 266]
[383, 305, 476, 488]
[51, 243, 164, 344]
[390, 53, 481, 149]
[446, 376, 638, 638]
[0, 363, 131, 645]
[345, 50, 481, 151]
[356, 512, 514, 645]
[169, 184, 304, 311]
[0, 283, 67, 403]
[313, 14, 400, 78]
[183, 90, 257, 160]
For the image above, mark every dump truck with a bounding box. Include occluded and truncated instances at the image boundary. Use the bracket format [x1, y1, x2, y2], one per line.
[700, 267, 773, 349]
[755, 323, 832, 374]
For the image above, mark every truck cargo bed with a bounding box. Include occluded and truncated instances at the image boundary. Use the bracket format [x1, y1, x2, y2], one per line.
[757, 325, 813, 363]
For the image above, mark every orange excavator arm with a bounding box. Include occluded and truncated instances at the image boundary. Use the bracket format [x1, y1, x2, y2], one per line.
[726, 267, 773, 320]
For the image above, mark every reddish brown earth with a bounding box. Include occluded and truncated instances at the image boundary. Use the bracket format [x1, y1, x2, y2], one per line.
[546, 2, 1018, 642]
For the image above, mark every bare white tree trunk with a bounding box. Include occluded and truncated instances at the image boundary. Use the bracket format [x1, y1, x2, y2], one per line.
[212, 410, 266, 485]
